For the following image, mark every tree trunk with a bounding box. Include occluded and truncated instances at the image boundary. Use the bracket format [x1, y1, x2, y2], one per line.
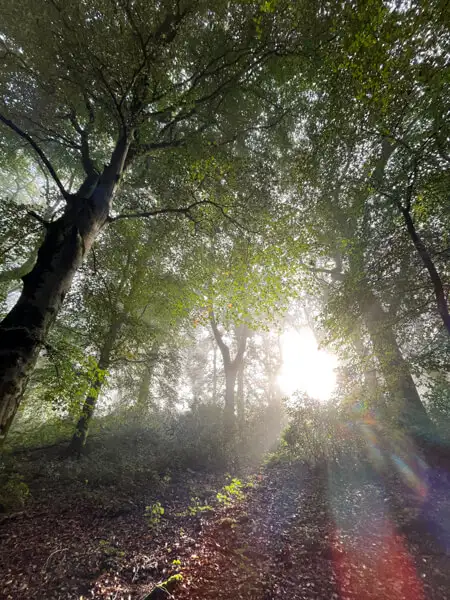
[351, 323, 386, 415]
[399, 204, 450, 335]
[212, 343, 218, 404]
[359, 283, 435, 441]
[210, 313, 249, 434]
[137, 367, 152, 409]
[236, 358, 245, 437]
[66, 317, 121, 456]
[136, 354, 158, 413]
[224, 366, 238, 433]
[0, 208, 88, 445]
[0, 136, 129, 447]
[66, 372, 103, 457]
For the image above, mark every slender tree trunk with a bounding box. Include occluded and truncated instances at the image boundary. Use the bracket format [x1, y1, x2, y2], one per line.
[358, 283, 435, 440]
[224, 366, 238, 432]
[0, 136, 129, 447]
[136, 352, 158, 413]
[236, 358, 245, 436]
[66, 372, 103, 457]
[66, 318, 121, 456]
[212, 343, 218, 404]
[399, 204, 450, 335]
[137, 367, 152, 410]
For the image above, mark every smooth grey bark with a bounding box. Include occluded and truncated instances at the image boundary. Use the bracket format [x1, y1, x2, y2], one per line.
[0, 135, 130, 447]
[0, 252, 40, 286]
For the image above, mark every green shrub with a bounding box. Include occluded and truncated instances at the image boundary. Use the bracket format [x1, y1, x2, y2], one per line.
[216, 477, 249, 506]
[0, 473, 30, 511]
[276, 392, 367, 466]
[145, 501, 165, 529]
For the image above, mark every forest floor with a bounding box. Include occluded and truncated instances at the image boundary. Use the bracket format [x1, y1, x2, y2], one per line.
[1, 450, 450, 600]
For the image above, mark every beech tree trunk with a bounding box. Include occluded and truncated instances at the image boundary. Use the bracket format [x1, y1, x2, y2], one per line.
[67, 318, 121, 456]
[359, 284, 435, 441]
[351, 323, 386, 414]
[0, 136, 129, 447]
[67, 372, 103, 457]
[0, 208, 91, 445]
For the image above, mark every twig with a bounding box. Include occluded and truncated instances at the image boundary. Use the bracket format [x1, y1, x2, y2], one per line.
[41, 547, 68, 573]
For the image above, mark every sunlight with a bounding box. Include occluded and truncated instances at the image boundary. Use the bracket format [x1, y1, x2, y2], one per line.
[278, 328, 338, 402]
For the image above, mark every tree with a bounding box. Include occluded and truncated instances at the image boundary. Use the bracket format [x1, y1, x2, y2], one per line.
[283, 123, 438, 439]
[0, 0, 304, 442]
[318, 0, 450, 336]
[65, 216, 196, 454]
[210, 312, 249, 432]
[275, 0, 450, 443]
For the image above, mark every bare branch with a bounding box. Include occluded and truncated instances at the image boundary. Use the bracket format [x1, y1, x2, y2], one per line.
[0, 113, 69, 199]
[108, 199, 255, 233]
[69, 109, 99, 177]
[299, 263, 345, 282]
[108, 200, 208, 222]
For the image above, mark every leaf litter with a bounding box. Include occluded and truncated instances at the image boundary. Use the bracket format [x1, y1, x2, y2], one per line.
[1, 458, 450, 599]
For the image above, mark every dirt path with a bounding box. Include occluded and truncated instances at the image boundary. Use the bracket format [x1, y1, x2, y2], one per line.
[1, 460, 450, 599]
[177, 461, 450, 600]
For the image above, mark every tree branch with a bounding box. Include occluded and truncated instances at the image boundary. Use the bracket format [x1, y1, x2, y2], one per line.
[371, 136, 396, 190]
[69, 109, 99, 177]
[210, 311, 231, 367]
[108, 200, 208, 222]
[0, 113, 69, 199]
[232, 325, 249, 368]
[108, 199, 255, 233]
[27, 210, 50, 227]
[299, 262, 345, 281]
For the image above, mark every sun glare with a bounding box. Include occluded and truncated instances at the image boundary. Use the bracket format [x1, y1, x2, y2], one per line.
[278, 328, 338, 402]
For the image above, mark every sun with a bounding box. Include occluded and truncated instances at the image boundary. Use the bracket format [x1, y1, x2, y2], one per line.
[277, 328, 338, 402]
